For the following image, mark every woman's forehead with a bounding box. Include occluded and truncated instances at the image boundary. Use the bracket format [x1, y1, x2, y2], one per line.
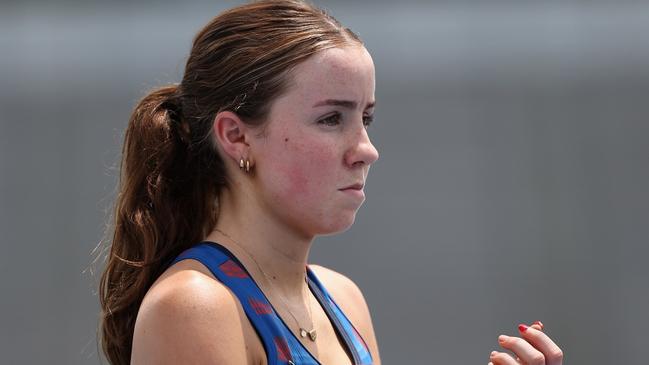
[286, 46, 375, 102]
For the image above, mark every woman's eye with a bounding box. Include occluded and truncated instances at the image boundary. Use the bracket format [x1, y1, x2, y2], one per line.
[317, 112, 374, 129]
[363, 114, 374, 128]
[318, 113, 342, 126]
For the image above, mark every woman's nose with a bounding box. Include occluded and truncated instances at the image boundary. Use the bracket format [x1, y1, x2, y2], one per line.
[345, 126, 379, 168]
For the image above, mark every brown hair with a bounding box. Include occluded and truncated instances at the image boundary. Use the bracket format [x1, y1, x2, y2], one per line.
[98, 1, 362, 364]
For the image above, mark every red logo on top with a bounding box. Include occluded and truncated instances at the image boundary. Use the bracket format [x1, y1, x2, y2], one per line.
[249, 297, 273, 315]
[274, 337, 292, 361]
[219, 260, 248, 278]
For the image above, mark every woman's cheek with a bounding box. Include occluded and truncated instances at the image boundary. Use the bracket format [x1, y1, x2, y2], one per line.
[280, 137, 333, 197]
[283, 165, 310, 196]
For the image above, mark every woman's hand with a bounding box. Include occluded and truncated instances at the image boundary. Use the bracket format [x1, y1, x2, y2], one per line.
[488, 321, 563, 365]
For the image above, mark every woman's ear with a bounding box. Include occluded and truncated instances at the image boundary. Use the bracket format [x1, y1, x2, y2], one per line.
[212, 111, 250, 162]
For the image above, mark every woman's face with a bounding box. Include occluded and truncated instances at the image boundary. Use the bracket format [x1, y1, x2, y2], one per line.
[251, 45, 379, 237]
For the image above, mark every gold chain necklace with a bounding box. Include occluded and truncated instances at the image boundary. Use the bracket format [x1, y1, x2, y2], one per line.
[212, 228, 317, 342]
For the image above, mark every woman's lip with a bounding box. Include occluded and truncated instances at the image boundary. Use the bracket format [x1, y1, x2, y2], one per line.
[339, 188, 365, 199]
[340, 184, 364, 190]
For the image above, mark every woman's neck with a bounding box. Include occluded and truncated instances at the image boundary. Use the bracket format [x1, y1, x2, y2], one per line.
[205, 187, 315, 302]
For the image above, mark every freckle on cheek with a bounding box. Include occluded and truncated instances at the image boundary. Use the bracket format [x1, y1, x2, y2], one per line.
[284, 138, 289, 142]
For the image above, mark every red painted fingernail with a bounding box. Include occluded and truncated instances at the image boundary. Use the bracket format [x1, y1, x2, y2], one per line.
[518, 324, 529, 332]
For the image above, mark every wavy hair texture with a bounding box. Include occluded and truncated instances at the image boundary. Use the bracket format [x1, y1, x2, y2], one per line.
[97, 1, 362, 364]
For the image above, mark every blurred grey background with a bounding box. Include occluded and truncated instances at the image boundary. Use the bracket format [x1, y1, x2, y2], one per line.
[1, 0, 648, 364]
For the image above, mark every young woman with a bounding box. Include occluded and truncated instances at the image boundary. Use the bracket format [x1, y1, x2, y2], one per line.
[99, 1, 564, 364]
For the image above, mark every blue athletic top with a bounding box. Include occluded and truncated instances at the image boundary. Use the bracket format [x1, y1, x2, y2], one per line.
[169, 241, 374, 365]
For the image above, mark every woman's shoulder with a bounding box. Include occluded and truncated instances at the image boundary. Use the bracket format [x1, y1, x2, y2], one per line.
[131, 259, 253, 364]
[308, 264, 382, 364]
[138, 259, 235, 318]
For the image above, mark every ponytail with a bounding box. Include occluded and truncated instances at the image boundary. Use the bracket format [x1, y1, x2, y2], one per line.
[98, 85, 223, 365]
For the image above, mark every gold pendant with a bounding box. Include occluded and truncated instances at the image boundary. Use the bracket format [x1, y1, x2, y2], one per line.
[300, 328, 317, 341]
[308, 329, 317, 341]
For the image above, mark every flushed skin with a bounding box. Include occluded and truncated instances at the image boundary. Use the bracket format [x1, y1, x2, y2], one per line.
[243, 46, 379, 238]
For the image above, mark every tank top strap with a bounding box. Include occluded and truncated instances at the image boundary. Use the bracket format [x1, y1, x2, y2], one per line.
[306, 266, 374, 365]
[169, 242, 321, 365]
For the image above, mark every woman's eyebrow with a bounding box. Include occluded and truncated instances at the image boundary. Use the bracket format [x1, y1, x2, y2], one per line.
[312, 99, 376, 109]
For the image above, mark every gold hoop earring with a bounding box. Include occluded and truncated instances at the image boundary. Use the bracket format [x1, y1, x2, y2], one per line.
[239, 158, 251, 173]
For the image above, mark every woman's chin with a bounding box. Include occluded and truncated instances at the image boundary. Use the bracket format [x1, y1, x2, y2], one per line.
[316, 214, 357, 237]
